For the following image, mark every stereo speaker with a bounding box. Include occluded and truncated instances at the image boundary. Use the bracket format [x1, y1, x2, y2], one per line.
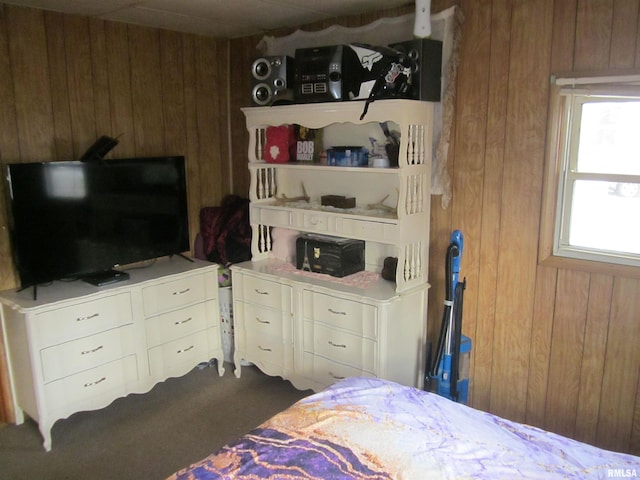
[388, 39, 443, 102]
[251, 56, 295, 106]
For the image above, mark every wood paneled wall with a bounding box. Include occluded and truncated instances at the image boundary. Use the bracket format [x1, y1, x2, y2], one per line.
[0, 4, 231, 422]
[225, 0, 640, 455]
[1, 0, 640, 457]
[432, 0, 640, 455]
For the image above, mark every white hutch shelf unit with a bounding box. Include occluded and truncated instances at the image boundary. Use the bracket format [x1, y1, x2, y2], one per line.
[232, 99, 433, 392]
[244, 99, 433, 293]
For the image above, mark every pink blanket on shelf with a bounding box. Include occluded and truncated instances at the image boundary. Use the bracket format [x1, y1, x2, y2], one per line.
[269, 261, 381, 289]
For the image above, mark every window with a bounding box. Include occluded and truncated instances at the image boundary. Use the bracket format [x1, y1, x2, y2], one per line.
[541, 75, 640, 271]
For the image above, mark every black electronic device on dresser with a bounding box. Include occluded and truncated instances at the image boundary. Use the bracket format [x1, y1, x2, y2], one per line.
[4, 156, 191, 291]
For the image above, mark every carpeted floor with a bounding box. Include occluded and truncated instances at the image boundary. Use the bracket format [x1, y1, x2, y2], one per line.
[0, 363, 310, 480]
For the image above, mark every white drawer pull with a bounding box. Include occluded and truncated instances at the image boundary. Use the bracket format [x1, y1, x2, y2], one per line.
[329, 372, 346, 380]
[328, 308, 346, 316]
[255, 317, 270, 324]
[76, 313, 100, 322]
[254, 288, 269, 295]
[177, 345, 194, 354]
[328, 340, 347, 348]
[81, 345, 104, 355]
[258, 345, 272, 352]
[174, 317, 193, 326]
[84, 376, 106, 387]
[173, 288, 191, 296]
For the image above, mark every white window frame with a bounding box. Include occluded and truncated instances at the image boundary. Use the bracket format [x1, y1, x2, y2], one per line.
[540, 74, 640, 274]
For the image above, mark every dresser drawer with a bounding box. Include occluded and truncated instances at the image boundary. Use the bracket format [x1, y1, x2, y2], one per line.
[341, 218, 397, 242]
[304, 322, 376, 373]
[244, 333, 285, 370]
[145, 302, 209, 348]
[303, 291, 377, 339]
[252, 205, 291, 227]
[44, 355, 138, 412]
[147, 331, 209, 378]
[142, 274, 208, 317]
[40, 324, 137, 383]
[241, 276, 289, 310]
[302, 353, 375, 388]
[35, 293, 133, 347]
[241, 302, 285, 338]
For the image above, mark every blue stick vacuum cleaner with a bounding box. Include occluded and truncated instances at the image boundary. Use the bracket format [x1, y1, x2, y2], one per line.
[426, 230, 471, 404]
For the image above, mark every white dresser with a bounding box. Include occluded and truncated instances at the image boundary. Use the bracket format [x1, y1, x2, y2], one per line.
[0, 257, 223, 451]
[232, 261, 427, 392]
[232, 270, 294, 379]
[233, 98, 433, 392]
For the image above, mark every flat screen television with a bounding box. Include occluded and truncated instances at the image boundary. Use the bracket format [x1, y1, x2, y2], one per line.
[5, 156, 190, 291]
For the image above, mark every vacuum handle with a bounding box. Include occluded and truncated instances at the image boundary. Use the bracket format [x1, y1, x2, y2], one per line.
[450, 279, 466, 402]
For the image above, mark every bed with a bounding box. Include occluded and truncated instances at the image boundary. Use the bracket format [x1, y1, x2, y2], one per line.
[168, 377, 639, 479]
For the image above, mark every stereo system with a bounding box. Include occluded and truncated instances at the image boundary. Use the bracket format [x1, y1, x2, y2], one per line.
[251, 55, 295, 106]
[250, 39, 442, 107]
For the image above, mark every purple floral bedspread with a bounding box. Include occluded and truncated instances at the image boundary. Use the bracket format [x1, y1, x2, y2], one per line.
[168, 377, 639, 479]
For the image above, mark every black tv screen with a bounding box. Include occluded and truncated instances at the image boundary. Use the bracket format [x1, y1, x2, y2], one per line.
[5, 156, 190, 289]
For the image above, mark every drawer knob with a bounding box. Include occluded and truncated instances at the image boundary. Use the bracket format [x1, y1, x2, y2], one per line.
[254, 288, 269, 295]
[255, 317, 270, 325]
[328, 340, 347, 348]
[76, 312, 100, 322]
[81, 345, 104, 355]
[258, 345, 272, 352]
[84, 376, 106, 387]
[174, 317, 193, 326]
[173, 288, 191, 296]
[329, 372, 346, 380]
[328, 308, 346, 316]
[177, 345, 195, 354]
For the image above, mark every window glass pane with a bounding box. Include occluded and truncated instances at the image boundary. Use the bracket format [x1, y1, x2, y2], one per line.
[568, 180, 640, 255]
[577, 101, 640, 175]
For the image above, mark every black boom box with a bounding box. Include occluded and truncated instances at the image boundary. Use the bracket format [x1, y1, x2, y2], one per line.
[296, 234, 365, 278]
[294, 41, 443, 105]
[251, 55, 295, 106]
